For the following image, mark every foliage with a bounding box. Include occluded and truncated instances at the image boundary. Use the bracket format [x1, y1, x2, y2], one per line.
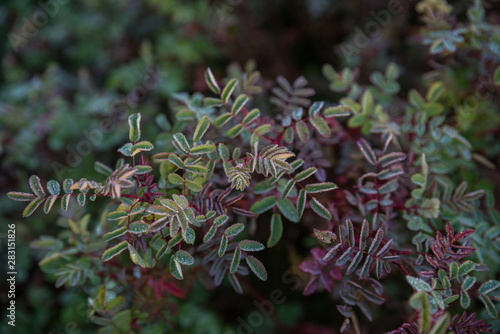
[3, 0, 500, 333]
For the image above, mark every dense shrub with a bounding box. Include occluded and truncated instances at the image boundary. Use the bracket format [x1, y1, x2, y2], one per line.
[3, 0, 500, 333]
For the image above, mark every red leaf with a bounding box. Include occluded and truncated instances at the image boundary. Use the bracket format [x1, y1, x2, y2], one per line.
[454, 229, 474, 242]
[163, 281, 185, 299]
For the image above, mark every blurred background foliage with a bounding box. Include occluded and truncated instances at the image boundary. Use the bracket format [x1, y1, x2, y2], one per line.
[0, 0, 499, 333]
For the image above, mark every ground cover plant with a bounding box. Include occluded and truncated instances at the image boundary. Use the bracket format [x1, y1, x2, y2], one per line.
[3, 0, 500, 333]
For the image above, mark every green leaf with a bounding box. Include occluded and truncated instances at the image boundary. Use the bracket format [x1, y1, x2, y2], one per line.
[426, 82, 444, 102]
[281, 179, 295, 199]
[219, 235, 228, 257]
[430, 292, 445, 312]
[347, 114, 366, 128]
[310, 116, 331, 137]
[185, 180, 203, 192]
[346, 251, 363, 275]
[103, 227, 128, 242]
[443, 295, 458, 305]
[232, 94, 249, 115]
[267, 213, 283, 248]
[423, 102, 444, 116]
[418, 292, 431, 332]
[7, 192, 36, 201]
[296, 121, 310, 142]
[357, 138, 377, 165]
[102, 241, 128, 261]
[308, 101, 324, 116]
[276, 198, 299, 223]
[305, 182, 338, 193]
[184, 164, 207, 174]
[253, 180, 274, 194]
[460, 291, 471, 309]
[46, 180, 60, 196]
[406, 276, 432, 292]
[458, 261, 475, 277]
[375, 238, 392, 257]
[243, 108, 260, 124]
[146, 205, 171, 216]
[250, 196, 276, 214]
[479, 295, 498, 318]
[77, 193, 86, 206]
[156, 244, 171, 259]
[105, 296, 125, 316]
[409, 89, 425, 108]
[227, 124, 243, 138]
[128, 221, 149, 234]
[213, 113, 232, 127]
[131, 141, 154, 155]
[190, 144, 216, 155]
[169, 256, 183, 280]
[135, 165, 152, 175]
[239, 240, 265, 252]
[218, 143, 230, 161]
[173, 133, 191, 153]
[431, 291, 445, 311]
[359, 219, 369, 250]
[213, 215, 229, 227]
[61, 194, 71, 211]
[176, 250, 194, 265]
[295, 167, 316, 182]
[378, 152, 406, 168]
[221, 78, 238, 103]
[385, 63, 400, 80]
[225, 223, 245, 237]
[147, 217, 169, 233]
[359, 255, 373, 279]
[168, 232, 183, 248]
[230, 248, 241, 274]
[117, 143, 132, 156]
[246, 255, 267, 281]
[324, 105, 352, 118]
[106, 210, 128, 221]
[203, 226, 217, 242]
[449, 262, 458, 279]
[347, 219, 355, 246]
[203, 97, 223, 108]
[336, 247, 354, 266]
[205, 68, 220, 94]
[461, 276, 476, 291]
[168, 154, 184, 168]
[314, 229, 337, 244]
[193, 115, 210, 142]
[411, 173, 425, 186]
[374, 180, 397, 196]
[494, 66, 500, 85]
[419, 198, 440, 219]
[309, 197, 332, 220]
[128, 113, 141, 142]
[283, 127, 294, 143]
[251, 124, 271, 145]
[297, 189, 306, 218]
[128, 244, 148, 268]
[479, 280, 500, 295]
[361, 90, 374, 114]
[43, 195, 57, 214]
[322, 63, 337, 80]
[23, 197, 44, 217]
[176, 109, 196, 121]
[429, 313, 450, 334]
[324, 244, 342, 262]
[29, 175, 45, 197]
[168, 173, 184, 185]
